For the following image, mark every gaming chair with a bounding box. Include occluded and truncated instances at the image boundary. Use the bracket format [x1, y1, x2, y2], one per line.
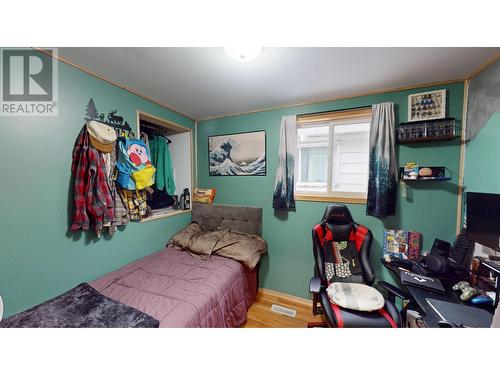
[309, 204, 407, 328]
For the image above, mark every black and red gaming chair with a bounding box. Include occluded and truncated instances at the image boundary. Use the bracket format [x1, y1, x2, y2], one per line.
[309, 204, 407, 328]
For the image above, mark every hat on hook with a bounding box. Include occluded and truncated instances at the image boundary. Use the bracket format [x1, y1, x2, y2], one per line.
[89, 136, 115, 153]
[86, 120, 117, 153]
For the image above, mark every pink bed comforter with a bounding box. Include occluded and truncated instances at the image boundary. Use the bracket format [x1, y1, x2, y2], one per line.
[89, 246, 257, 327]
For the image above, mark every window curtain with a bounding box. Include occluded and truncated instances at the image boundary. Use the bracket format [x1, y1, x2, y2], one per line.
[366, 102, 397, 218]
[273, 115, 297, 211]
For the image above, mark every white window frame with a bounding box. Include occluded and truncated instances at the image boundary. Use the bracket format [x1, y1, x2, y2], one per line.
[296, 125, 329, 192]
[295, 110, 371, 204]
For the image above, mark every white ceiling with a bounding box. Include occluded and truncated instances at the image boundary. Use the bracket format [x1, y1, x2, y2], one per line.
[58, 47, 500, 120]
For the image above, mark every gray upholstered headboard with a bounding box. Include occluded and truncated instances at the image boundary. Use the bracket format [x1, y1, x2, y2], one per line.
[191, 203, 262, 237]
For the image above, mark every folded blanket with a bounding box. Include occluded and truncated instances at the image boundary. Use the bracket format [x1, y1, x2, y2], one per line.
[213, 229, 267, 270]
[188, 228, 228, 260]
[169, 223, 267, 270]
[0, 283, 159, 328]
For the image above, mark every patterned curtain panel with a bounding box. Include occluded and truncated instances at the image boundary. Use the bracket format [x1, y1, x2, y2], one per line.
[366, 102, 398, 218]
[273, 115, 297, 211]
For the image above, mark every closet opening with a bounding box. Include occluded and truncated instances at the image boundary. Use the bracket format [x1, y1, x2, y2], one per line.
[136, 111, 193, 222]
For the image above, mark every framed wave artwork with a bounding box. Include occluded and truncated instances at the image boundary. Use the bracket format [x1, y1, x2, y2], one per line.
[208, 130, 266, 176]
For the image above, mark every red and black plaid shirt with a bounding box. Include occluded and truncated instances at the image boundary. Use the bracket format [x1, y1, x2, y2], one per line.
[71, 127, 114, 233]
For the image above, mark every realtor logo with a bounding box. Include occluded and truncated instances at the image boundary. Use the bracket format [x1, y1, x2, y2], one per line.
[1, 48, 58, 116]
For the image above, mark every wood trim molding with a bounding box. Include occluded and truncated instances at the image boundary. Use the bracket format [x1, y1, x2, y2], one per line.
[295, 194, 367, 205]
[33, 47, 196, 122]
[456, 79, 469, 234]
[297, 107, 372, 124]
[194, 120, 198, 187]
[137, 110, 191, 134]
[465, 52, 500, 80]
[198, 78, 464, 122]
[258, 288, 313, 308]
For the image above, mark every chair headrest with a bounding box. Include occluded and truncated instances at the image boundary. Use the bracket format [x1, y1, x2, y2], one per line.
[321, 204, 354, 225]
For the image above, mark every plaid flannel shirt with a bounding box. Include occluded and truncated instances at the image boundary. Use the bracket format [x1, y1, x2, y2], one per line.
[119, 189, 148, 221]
[71, 127, 114, 234]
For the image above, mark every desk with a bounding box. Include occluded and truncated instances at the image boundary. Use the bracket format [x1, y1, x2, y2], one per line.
[382, 260, 494, 327]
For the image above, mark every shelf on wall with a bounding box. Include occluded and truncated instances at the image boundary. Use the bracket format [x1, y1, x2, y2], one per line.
[399, 166, 452, 182]
[397, 135, 459, 144]
[396, 117, 457, 144]
[400, 176, 452, 182]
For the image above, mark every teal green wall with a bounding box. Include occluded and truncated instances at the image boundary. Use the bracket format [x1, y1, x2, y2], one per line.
[464, 112, 500, 193]
[198, 82, 464, 299]
[0, 53, 194, 317]
[0, 51, 465, 316]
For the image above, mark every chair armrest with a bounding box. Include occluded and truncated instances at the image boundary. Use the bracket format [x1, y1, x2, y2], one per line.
[309, 277, 322, 294]
[378, 281, 411, 301]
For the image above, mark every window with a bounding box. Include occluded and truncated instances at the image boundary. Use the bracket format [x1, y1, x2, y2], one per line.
[295, 108, 371, 203]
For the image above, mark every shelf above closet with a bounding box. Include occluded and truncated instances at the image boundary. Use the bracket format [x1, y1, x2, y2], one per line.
[140, 209, 191, 223]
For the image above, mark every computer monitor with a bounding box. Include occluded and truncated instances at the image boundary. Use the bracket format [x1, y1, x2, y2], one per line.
[466, 192, 500, 250]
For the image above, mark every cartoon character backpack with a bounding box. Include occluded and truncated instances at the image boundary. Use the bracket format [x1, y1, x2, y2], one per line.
[116, 138, 156, 190]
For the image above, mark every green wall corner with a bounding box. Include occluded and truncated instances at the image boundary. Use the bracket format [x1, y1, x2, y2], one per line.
[464, 112, 500, 194]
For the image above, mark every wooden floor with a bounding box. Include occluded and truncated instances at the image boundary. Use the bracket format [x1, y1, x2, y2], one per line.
[241, 288, 326, 328]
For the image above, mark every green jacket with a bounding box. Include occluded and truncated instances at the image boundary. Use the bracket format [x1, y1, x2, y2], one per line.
[150, 136, 176, 195]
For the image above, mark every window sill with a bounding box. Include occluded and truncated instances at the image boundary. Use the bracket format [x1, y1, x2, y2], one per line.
[295, 194, 367, 205]
[140, 209, 191, 223]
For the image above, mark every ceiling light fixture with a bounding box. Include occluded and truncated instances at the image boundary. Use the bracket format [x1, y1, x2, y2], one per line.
[223, 47, 262, 62]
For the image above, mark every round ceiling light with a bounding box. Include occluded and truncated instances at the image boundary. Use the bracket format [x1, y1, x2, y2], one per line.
[223, 47, 262, 62]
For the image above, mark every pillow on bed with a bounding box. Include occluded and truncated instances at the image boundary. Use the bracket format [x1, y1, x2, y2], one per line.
[187, 229, 228, 260]
[213, 229, 267, 270]
[168, 223, 205, 249]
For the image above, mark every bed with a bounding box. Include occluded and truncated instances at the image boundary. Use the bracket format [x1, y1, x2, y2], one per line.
[1, 203, 263, 328]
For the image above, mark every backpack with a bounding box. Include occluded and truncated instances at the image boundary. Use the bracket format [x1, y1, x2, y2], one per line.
[116, 138, 156, 190]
